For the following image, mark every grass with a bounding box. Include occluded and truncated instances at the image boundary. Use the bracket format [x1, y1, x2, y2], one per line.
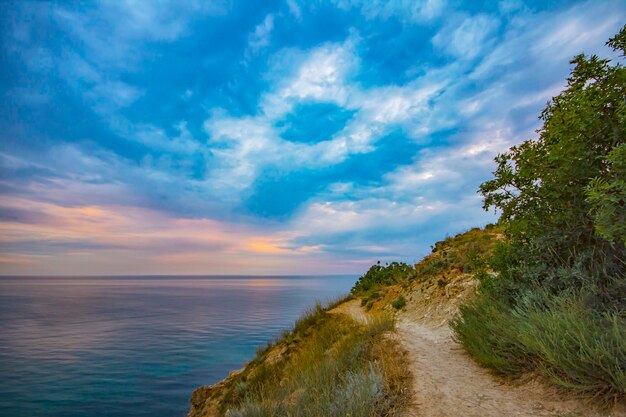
[451, 289, 626, 405]
[215, 300, 410, 417]
[391, 295, 406, 310]
[415, 226, 500, 279]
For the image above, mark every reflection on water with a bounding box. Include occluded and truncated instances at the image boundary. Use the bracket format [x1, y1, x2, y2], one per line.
[0, 275, 355, 417]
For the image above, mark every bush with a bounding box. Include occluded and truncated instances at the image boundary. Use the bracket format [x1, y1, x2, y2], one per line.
[352, 262, 414, 294]
[391, 295, 406, 310]
[478, 26, 626, 290]
[452, 29, 626, 408]
[451, 288, 626, 404]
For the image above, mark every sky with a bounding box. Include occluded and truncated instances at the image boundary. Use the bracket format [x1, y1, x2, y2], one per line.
[0, 1, 624, 276]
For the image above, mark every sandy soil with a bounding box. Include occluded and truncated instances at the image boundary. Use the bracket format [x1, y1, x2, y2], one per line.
[397, 317, 624, 417]
[332, 299, 624, 417]
[328, 299, 369, 324]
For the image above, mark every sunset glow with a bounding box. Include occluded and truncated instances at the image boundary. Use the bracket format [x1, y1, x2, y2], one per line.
[1, 1, 624, 275]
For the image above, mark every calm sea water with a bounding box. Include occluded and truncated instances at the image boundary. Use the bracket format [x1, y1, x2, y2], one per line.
[0, 275, 356, 417]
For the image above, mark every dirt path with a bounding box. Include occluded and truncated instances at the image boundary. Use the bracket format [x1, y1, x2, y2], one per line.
[331, 299, 623, 416]
[330, 300, 626, 417]
[328, 299, 369, 324]
[397, 318, 622, 417]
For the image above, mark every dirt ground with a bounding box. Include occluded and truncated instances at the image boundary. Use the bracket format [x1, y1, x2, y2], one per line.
[397, 315, 624, 417]
[331, 298, 625, 417]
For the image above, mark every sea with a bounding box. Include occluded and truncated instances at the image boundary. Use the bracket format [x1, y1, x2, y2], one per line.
[0, 275, 356, 417]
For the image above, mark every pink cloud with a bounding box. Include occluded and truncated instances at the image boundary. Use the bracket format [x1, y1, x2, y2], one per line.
[0, 196, 360, 275]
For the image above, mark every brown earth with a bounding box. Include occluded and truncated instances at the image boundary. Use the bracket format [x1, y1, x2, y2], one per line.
[363, 271, 625, 417]
[334, 280, 624, 417]
[397, 314, 624, 417]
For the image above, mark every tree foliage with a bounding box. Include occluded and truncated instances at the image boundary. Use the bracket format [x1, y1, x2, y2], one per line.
[351, 262, 413, 294]
[453, 29, 626, 403]
[586, 144, 626, 245]
[479, 25, 626, 278]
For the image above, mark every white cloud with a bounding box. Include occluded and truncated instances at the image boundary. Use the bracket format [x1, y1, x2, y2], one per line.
[7, 0, 626, 273]
[258, 3, 626, 261]
[10, 1, 228, 129]
[432, 14, 500, 59]
[204, 38, 449, 200]
[133, 122, 202, 153]
[385, 123, 513, 195]
[248, 14, 275, 54]
[286, 0, 302, 20]
[260, 42, 359, 118]
[334, 0, 448, 23]
[89, 80, 143, 109]
[471, 1, 624, 81]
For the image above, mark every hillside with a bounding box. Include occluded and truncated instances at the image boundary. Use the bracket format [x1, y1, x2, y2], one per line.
[185, 226, 497, 417]
[360, 227, 625, 417]
[186, 297, 410, 417]
[186, 226, 624, 417]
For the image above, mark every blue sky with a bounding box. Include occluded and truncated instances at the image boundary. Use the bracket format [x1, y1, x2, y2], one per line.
[1, 0, 624, 275]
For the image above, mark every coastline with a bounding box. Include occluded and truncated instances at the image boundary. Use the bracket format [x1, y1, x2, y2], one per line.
[186, 226, 626, 417]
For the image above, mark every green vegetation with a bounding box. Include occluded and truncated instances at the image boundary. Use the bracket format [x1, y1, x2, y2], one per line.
[453, 289, 626, 398]
[351, 262, 415, 310]
[351, 227, 500, 311]
[214, 300, 410, 417]
[586, 143, 626, 245]
[391, 295, 406, 310]
[417, 225, 499, 278]
[452, 26, 626, 405]
[352, 261, 414, 294]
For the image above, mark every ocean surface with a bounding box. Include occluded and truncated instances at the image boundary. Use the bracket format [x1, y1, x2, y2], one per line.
[0, 275, 356, 417]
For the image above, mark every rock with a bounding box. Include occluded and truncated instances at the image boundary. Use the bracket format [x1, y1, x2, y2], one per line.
[190, 385, 213, 408]
[227, 368, 242, 379]
[264, 345, 288, 365]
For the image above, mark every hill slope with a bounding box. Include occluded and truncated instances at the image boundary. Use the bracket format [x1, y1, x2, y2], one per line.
[187, 226, 624, 417]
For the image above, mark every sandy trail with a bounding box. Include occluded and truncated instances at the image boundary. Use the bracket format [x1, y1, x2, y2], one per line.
[328, 299, 369, 324]
[332, 300, 621, 417]
[397, 318, 622, 417]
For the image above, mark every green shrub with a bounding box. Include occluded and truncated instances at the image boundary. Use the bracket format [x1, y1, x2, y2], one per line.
[452, 295, 527, 375]
[352, 262, 414, 294]
[452, 288, 626, 404]
[391, 295, 406, 310]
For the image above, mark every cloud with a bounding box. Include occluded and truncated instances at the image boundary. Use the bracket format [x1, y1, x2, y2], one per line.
[0, 195, 355, 275]
[470, 1, 624, 81]
[203, 37, 448, 201]
[88, 80, 144, 111]
[132, 122, 202, 153]
[248, 14, 275, 54]
[286, 0, 303, 20]
[334, 0, 448, 23]
[274, 124, 511, 260]
[432, 14, 500, 59]
[260, 41, 359, 118]
[4, 1, 227, 126]
[2, 0, 626, 274]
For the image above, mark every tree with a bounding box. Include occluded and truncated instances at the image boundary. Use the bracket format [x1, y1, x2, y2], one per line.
[586, 144, 626, 245]
[480, 25, 626, 272]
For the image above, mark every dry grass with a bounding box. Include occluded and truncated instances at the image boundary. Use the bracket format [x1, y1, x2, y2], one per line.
[200, 301, 411, 417]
